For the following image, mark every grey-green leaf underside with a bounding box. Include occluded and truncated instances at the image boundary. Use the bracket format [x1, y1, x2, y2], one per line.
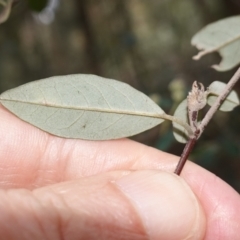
[172, 99, 189, 143]
[192, 15, 240, 71]
[0, 74, 167, 140]
[207, 81, 240, 111]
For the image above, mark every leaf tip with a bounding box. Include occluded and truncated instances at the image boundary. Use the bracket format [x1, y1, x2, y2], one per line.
[211, 63, 230, 72]
[211, 64, 221, 71]
[192, 50, 208, 61]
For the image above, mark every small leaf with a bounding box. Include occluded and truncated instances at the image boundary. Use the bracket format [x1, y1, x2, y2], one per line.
[0, 74, 167, 140]
[172, 99, 189, 143]
[0, 0, 13, 24]
[191, 15, 240, 71]
[207, 81, 240, 111]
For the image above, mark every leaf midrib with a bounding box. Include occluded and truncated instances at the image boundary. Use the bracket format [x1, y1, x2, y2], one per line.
[0, 98, 165, 119]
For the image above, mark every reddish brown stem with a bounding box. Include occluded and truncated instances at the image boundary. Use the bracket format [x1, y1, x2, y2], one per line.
[174, 137, 197, 175]
[175, 67, 240, 175]
[198, 66, 240, 137]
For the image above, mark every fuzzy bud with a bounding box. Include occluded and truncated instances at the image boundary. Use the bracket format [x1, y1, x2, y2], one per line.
[187, 81, 207, 112]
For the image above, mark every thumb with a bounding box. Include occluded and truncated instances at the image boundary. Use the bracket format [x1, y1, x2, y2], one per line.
[0, 171, 206, 240]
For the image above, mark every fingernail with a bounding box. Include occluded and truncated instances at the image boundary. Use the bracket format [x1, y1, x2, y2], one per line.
[116, 171, 206, 240]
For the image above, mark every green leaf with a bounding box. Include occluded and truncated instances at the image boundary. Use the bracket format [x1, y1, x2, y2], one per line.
[172, 99, 189, 143]
[0, 0, 13, 24]
[191, 15, 240, 71]
[0, 74, 167, 140]
[207, 81, 240, 111]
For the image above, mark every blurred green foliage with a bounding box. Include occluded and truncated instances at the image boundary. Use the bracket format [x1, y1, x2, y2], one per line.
[0, 0, 239, 191]
[27, 0, 48, 12]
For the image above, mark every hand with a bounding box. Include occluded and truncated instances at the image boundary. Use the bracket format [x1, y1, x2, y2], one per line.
[0, 105, 239, 240]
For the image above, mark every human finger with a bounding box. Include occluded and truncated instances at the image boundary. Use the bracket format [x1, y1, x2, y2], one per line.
[0, 170, 206, 240]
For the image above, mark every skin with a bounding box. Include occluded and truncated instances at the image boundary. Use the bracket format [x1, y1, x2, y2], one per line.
[0, 105, 240, 240]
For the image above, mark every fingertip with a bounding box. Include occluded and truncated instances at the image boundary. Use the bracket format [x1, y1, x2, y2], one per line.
[116, 171, 206, 240]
